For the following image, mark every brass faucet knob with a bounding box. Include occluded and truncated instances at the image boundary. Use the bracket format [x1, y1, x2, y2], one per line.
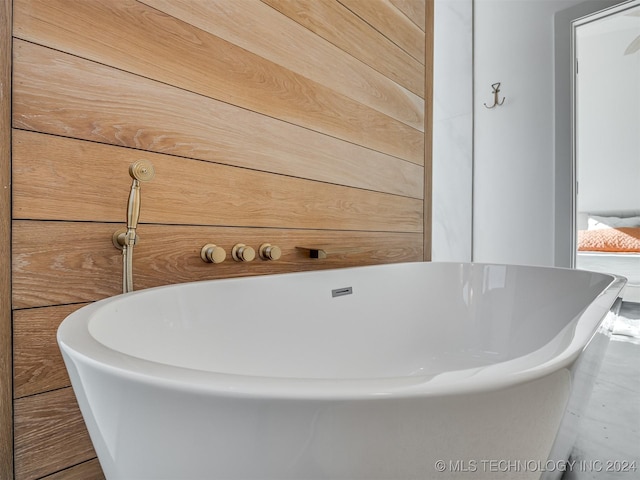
[259, 243, 282, 261]
[232, 243, 255, 262]
[200, 244, 226, 264]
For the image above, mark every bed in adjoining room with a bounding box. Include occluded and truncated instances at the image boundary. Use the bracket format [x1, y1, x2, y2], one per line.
[576, 210, 640, 303]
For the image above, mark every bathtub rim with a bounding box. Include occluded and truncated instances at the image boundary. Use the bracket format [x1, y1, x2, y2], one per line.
[57, 261, 627, 400]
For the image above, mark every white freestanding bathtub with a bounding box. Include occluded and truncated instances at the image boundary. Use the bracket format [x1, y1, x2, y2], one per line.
[58, 262, 626, 480]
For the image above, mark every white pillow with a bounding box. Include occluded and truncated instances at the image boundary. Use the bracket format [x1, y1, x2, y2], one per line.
[588, 215, 640, 230]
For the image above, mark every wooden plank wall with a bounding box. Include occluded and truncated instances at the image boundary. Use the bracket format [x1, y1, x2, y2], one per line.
[10, 0, 430, 478]
[1, 1, 13, 479]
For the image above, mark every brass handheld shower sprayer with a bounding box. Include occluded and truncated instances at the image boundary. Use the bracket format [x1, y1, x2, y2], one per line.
[113, 160, 155, 293]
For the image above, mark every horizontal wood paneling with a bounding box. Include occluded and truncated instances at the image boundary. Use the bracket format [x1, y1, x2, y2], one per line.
[13, 40, 424, 182]
[13, 0, 423, 151]
[12, 221, 123, 309]
[13, 221, 423, 309]
[13, 130, 422, 231]
[41, 459, 104, 480]
[140, 0, 424, 126]
[141, 0, 425, 101]
[390, 0, 426, 31]
[338, 0, 425, 63]
[14, 304, 87, 399]
[263, 0, 425, 98]
[14, 387, 96, 480]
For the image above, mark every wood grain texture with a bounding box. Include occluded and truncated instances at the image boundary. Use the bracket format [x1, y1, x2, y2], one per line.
[13, 221, 423, 309]
[12, 221, 123, 309]
[14, 304, 88, 399]
[424, 0, 434, 260]
[13, 40, 424, 182]
[13, 130, 423, 232]
[140, 0, 423, 126]
[389, 0, 426, 31]
[40, 459, 104, 480]
[13, 0, 423, 150]
[9, 1, 431, 476]
[338, 0, 425, 64]
[0, 0, 12, 478]
[14, 387, 97, 480]
[262, 0, 425, 97]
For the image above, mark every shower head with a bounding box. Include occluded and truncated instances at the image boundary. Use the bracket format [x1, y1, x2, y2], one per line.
[129, 160, 155, 182]
[125, 160, 155, 236]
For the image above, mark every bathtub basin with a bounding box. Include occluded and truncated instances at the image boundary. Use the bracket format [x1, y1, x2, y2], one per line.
[57, 262, 625, 479]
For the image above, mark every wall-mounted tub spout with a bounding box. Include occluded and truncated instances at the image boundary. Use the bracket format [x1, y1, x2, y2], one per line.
[295, 246, 363, 258]
[112, 160, 155, 293]
[296, 246, 327, 259]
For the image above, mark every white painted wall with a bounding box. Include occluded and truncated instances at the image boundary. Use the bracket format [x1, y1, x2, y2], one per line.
[472, 0, 621, 266]
[431, 0, 473, 262]
[474, 0, 576, 267]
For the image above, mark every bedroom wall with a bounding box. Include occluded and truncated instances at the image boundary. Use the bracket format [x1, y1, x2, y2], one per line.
[7, 1, 431, 478]
[553, 0, 622, 267]
[576, 18, 640, 213]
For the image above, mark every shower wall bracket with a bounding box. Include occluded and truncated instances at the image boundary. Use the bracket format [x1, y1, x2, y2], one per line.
[112, 228, 136, 249]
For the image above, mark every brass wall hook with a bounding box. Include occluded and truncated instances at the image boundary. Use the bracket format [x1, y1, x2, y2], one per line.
[484, 82, 506, 109]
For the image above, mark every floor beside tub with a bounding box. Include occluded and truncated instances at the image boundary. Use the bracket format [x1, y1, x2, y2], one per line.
[564, 301, 640, 479]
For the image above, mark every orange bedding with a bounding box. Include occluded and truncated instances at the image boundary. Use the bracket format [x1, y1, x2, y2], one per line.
[578, 227, 640, 253]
